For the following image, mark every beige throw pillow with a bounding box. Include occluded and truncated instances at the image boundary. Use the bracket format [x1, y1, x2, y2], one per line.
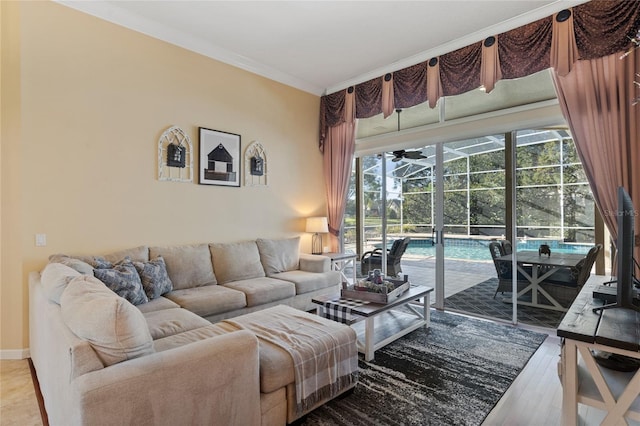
[60, 275, 154, 367]
[256, 237, 300, 275]
[47, 254, 94, 275]
[40, 262, 81, 304]
[149, 244, 216, 289]
[209, 241, 265, 284]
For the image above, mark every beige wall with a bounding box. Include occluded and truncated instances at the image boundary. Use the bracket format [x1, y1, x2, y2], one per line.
[1, 2, 325, 353]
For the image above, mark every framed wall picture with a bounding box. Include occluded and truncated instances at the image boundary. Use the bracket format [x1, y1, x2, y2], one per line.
[198, 127, 241, 187]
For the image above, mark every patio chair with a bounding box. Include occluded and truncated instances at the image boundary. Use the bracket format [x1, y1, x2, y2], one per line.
[540, 244, 602, 306]
[360, 237, 411, 277]
[501, 240, 513, 254]
[489, 241, 531, 298]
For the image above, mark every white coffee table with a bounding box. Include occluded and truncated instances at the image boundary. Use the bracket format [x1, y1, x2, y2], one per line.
[312, 285, 433, 361]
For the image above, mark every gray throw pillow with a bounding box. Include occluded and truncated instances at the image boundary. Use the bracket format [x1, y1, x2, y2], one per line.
[93, 257, 148, 305]
[133, 256, 173, 300]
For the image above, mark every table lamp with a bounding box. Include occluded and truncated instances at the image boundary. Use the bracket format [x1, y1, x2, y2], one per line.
[306, 216, 328, 255]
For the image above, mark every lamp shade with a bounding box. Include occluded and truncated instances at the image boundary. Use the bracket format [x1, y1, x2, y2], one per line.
[306, 217, 328, 233]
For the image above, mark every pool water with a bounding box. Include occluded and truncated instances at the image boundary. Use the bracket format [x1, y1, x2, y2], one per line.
[403, 238, 591, 261]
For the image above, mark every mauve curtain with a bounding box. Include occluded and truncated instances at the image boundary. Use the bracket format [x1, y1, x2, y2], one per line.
[551, 48, 640, 265]
[323, 90, 356, 252]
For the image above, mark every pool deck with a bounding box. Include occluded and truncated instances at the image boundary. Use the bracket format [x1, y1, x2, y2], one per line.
[351, 254, 496, 298]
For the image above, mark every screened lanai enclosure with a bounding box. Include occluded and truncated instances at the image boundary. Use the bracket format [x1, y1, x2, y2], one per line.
[346, 129, 595, 251]
[343, 127, 602, 327]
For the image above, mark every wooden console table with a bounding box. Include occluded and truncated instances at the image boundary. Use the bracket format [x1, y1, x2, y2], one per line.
[557, 280, 640, 425]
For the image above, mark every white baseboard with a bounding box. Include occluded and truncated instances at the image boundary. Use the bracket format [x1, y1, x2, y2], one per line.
[0, 348, 30, 360]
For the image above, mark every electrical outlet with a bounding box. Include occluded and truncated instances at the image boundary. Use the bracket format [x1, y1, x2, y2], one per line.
[35, 234, 47, 247]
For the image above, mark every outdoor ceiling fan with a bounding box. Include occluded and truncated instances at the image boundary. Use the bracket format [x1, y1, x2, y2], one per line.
[391, 109, 427, 162]
[391, 149, 427, 161]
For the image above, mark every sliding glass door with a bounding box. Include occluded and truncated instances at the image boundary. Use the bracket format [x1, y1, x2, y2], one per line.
[441, 137, 507, 321]
[347, 128, 597, 327]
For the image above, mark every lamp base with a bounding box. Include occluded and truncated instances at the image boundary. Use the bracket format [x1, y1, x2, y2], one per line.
[312, 233, 322, 255]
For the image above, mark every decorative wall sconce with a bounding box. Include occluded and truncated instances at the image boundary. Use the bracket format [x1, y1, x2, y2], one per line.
[158, 125, 193, 182]
[244, 140, 268, 186]
[306, 216, 328, 255]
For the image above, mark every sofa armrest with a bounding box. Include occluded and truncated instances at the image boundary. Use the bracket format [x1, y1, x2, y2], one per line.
[71, 330, 261, 426]
[299, 253, 330, 273]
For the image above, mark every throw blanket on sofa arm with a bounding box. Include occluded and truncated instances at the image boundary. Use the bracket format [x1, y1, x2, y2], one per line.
[223, 305, 358, 416]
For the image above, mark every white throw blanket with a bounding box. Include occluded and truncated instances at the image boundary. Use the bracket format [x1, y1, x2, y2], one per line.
[223, 305, 358, 415]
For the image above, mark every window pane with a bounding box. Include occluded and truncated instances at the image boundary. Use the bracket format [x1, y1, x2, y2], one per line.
[470, 190, 505, 226]
[470, 171, 504, 188]
[444, 191, 467, 226]
[403, 192, 432, 225]
[517, 166, 561, 186]
[470, 150, 505, 171]
[517, 187, 561, 228]
[563, 164, 587, 184]
[517, 140, 560, 166]
[444, 174, 467, 191]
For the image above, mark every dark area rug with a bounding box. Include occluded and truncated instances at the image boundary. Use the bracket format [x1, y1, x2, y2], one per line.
[300, 310, 547, 426]
[444, 278, 566, 329]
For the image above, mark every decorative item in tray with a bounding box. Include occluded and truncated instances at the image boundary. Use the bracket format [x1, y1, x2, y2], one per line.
[341, 269, 410, 304]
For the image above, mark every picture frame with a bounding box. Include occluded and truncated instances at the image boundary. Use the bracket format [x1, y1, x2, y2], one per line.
[198, 127, 241, 187]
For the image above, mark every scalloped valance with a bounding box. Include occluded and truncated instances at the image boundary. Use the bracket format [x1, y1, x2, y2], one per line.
[319, 0, 640, 150]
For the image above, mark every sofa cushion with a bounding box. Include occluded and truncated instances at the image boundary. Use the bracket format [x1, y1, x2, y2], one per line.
[47, 254, 94, 275]
[222, 277, 295, 307]
[133, 256, 173, 300]
[60, 275, 154, 367]
[50, 254, 112, 269]
[164, 285, 247, 317]
[40, 262, 81, 304]
[210, 241, 265, 284]
[152, 323, 234, 353]
[143, 308, 210, 340]
[217, 320, 296, 393]
[93, 258, 149, 305]
[149, 244, 216, 289]
[136, 296, 180, 314]
[256, 237, 300, 275]
[270, 270, 340, 295]
[103, 245, 149, 264]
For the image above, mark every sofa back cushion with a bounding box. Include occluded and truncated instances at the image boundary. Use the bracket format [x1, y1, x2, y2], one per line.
[41, 262, 82, 304]
[209, 241, 265, 284]
[60, 275, 154, 367]
[47, 254, 94, 275]
[256, 237, 300, 275]
[103, 245, 149, 264]
[149, 244, 216, 290]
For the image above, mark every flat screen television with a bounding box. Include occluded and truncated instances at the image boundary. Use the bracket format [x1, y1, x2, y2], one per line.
[594, 186, 640, 313]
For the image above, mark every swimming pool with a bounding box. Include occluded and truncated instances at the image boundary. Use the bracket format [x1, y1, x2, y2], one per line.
[402, 238, 591, 261]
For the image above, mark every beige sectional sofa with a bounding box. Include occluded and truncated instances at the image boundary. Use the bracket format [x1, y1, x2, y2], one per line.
[29, 237, 355, 426]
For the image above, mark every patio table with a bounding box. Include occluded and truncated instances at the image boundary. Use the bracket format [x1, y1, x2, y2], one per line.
[498, 251, 586, 311]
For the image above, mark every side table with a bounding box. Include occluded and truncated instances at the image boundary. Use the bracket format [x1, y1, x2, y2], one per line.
[324, 252, 357, 285]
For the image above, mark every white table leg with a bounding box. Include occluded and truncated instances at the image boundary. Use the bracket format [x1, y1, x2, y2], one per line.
[350, 258, 356, 285]
[561, 339, 578, 426]
[424, 291, 430, 327]
[531, 265, 539, 304]
[364, 316, 375, 361]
